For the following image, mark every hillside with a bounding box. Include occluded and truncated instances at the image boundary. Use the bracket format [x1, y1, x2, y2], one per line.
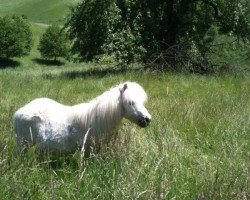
[0, 0, 80, 24]
[0, 0, 81, 66]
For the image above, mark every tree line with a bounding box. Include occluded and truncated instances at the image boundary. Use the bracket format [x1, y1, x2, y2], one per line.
[0, 0, 249, 72]
[0, 15, 69, 63]
[65, 0, 250, 72]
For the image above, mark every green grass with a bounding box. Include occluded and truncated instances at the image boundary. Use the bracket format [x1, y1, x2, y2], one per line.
[16, 22, 48, 68]
[0, 0, 80, 24]
[208, 35, 250, 73]
[0, 64, 249, 199]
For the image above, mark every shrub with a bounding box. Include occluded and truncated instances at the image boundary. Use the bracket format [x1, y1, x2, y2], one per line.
[0, 15, 32, 59]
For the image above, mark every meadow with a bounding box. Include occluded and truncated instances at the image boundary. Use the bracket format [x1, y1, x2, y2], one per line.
[0, 1, 250, 199]
[0, 62, 249, 199]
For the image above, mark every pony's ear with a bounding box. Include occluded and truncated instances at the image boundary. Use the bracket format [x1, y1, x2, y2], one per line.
[119, 83, 128, 94]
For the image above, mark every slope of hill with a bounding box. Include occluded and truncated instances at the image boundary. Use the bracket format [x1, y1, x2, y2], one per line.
[0, 0, 81, 65]
[0, 0, 80, 24]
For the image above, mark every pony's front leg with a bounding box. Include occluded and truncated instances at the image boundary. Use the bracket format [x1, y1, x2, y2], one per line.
[81, 143, 101, 158]
[15, 137, 32, 154]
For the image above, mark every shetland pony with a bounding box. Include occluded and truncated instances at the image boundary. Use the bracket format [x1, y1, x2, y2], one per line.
[13, 81, 151, 155]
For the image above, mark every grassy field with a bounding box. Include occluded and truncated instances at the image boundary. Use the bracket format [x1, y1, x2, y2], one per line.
[0, 1, 250, 199]
[0, 0, 80, 24]
[0, 63, 249, 199]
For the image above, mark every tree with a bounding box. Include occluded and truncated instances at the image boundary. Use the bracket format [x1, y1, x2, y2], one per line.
[0, 15, 32, 59]
[38, 25, 70, 62]
[65, 0, 120, 61]
[65, 0, 250, 69]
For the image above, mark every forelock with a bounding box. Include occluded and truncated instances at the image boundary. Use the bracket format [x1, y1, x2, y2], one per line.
[121, 82, 147, 103]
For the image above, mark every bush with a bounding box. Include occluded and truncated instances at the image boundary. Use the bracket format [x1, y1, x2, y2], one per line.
[0, 15, 32, 59]
[38, 25, 70, 62]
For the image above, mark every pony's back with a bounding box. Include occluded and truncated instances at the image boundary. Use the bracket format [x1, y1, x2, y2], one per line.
[13, 98, 73, 151]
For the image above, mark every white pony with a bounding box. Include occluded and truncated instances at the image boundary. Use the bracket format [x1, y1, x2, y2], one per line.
[13, 81, 151, 156]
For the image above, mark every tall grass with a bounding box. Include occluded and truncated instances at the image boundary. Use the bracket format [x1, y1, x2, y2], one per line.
[0, 64, 249, 199]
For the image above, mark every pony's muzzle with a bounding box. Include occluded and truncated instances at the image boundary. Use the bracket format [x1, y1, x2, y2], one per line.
[138, 116, 151, 128]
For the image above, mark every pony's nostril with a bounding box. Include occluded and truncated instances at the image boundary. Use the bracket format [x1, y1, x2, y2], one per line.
[138, 116, 151, 127]
[145, 117, 151, 123]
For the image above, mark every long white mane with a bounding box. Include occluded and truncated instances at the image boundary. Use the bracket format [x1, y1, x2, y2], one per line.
[13, 81, 151, 155]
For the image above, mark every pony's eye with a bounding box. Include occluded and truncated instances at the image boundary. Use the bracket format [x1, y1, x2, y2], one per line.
[129, 101, 134, 106]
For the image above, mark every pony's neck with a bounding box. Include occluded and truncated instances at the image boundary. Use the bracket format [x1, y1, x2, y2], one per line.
[72, 86, 124, 135]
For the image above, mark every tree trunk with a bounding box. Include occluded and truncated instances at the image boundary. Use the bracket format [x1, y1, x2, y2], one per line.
[164, 0, 197, 47]
[165, 0, 178, 46]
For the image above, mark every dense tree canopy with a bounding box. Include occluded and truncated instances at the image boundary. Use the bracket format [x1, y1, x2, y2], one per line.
[0, 15, 32, 59]
[65, 0, 250, 69]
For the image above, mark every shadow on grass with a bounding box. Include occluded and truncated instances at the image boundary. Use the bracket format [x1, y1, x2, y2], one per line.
[0, 58, 20, 69]
[32, 58, 64, 66]
[43, 65, 142, 80]
[63, 67, 128, 79]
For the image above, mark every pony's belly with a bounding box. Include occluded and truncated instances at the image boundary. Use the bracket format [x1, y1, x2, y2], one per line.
[38, 122, 82, 153]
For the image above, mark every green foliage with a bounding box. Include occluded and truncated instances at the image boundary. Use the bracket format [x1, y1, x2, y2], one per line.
[0, 15, 32, 59]
[219, 0, 250, 39]
[38, 25, 70, 61]
[65, 0, 121, 61]
[66, 0, 250, 71]
[206, 35, 250, 73]
[103, 27, 145, 65]
[196, 25, 219, 59]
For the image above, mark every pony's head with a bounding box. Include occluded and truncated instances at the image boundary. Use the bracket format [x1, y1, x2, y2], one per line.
[119, 82, 151, 128]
